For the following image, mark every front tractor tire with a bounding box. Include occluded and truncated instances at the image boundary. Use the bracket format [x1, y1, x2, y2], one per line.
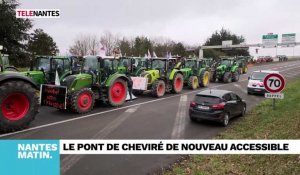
[199, 71, 210, 87]
[0, 81, 39, 132]
[223, 72, 232, 83]
[171, 73, 184, 93]
[152, 80, 165, 97]
[232, 72, 240, 82]
[108, 79, 127, 106]
[209, 70, 216, 82]
[188, 76, 198, 90]
[243, 67, 248, 74]
[70, 88, 95, 114]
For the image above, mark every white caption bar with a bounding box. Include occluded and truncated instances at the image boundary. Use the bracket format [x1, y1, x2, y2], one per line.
[60, 140, 300, 155]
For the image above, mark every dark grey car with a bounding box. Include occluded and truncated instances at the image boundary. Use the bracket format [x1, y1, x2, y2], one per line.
[189, 89, 246, 126]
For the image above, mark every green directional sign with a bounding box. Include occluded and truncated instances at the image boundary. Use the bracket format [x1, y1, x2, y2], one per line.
[262, 34, 278, 39]
[262, 34, 278, 48]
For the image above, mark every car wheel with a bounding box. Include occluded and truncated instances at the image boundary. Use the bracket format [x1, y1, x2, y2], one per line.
[189, 116, 197, 122]
[222, 113, 230, 127]
[241, 106, 246, 117]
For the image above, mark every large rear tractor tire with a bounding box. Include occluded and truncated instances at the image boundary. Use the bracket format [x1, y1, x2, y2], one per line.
[5, 66, 19, 72]
[108, 79, 127, 106]
[0, 81, 39, 132]
[210, 70, 216, 82]
[171, 73, 184, 93]
[151, 80, 165, 97]
[199, 71, 210, 87]
[232, 72, 240, 82]
[223, 72, 232, 83]
[188, 76, 198, 90]
[70, 88, 95, 114]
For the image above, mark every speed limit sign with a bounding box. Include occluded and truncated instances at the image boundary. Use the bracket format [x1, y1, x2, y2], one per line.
[263, 73, 285, 93]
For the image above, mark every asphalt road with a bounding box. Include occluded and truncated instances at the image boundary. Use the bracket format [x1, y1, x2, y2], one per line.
[1, 60, 300, 175]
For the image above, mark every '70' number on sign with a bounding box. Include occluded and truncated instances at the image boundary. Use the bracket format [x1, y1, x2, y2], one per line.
[268, 78, 281, 88]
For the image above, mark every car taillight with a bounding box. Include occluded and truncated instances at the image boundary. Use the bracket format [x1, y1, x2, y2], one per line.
[212, 103, 225, 109]
[190, 101, 197, 107]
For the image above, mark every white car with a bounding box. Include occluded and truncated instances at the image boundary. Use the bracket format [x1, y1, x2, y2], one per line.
[247, 70, 279, 95]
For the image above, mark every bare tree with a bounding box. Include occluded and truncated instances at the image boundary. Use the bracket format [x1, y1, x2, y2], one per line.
[69, 34, 99, 56]
[99, 31, 119, 55]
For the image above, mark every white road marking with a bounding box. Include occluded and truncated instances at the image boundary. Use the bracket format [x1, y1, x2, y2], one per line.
[1, 62, 300, 138]
[171, 95, 188, 139]
[233, 83, 248, 94]
[61, 105, 140, 174]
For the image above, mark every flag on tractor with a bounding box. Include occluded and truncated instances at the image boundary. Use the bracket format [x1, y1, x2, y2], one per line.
[153, 51, 158, 58]
[99, 45, 106, 57]
[148, 49, 151, 58]
[55, 70, 60, 86]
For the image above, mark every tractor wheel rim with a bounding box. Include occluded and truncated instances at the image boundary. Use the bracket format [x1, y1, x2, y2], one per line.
[204, 73, 209, 86]
[110, 81, 126, 103]
[158, 83, 164, 96]
[77, 92, 92, 110]
[193, 78, 198, 88]
[1, 93, 30, 121]
[175, 77, 182, 90]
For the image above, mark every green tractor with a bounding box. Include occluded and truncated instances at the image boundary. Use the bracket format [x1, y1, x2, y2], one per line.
[0, 46, 39, 132]
[21, 55, 80, 86]
[48, 56, 130, 113]
[181, 58, 210, 89]
[212, 57, 240, 83]
[236, 56, 248, 74]
[135, 58, 184, 97]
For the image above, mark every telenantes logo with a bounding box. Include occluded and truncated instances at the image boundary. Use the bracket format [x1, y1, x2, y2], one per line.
[16, 9, 60, 18]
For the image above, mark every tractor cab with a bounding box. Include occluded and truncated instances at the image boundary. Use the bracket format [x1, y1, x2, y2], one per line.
[149, 58, 179, 78]
[28, 56, 76, 85]
[118, 57, 149, 76]
[0, 54, 18, 71]
[235, 56, 248, 74]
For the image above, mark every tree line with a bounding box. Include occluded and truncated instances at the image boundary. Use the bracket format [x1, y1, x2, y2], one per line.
[69, 32, 189, 58]
[1, 0, 249, 67]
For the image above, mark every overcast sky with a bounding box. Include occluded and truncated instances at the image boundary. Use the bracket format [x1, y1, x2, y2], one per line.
[19, 0, 300, 56]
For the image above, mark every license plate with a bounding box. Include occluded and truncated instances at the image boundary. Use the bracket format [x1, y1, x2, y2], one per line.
[254, 89, 262, 91]
[197, 105, 210, 110]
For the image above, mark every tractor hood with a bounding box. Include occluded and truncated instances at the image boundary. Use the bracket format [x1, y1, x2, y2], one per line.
[180, 68, 192, 72]
[20, 71, 45, 86]
[61, 73, 93, 91]
[217, 64, 227, 71]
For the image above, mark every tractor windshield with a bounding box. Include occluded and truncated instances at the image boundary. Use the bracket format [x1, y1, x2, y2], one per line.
[220, 59, 232, 67]
[185, 60, 195, 68]
[37, 58, 51, 72]
[151, 59, 165, 69]
[2, 55, 9, 66]
[83, 57, 98, 72]
[120, 59, 130, 67]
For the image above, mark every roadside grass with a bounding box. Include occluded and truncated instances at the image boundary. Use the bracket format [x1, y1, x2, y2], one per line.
[165, 78, 300, 175]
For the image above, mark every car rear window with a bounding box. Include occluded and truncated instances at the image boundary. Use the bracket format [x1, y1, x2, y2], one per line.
[194, 95, 222, 105]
